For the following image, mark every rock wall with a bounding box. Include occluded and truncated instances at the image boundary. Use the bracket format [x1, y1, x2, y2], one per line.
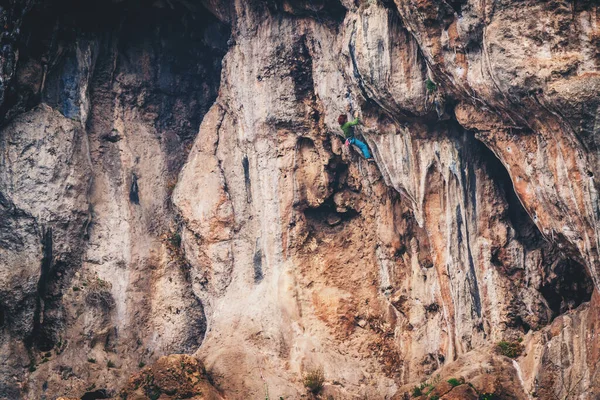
[0, 0, 228, 398]
[0, 0, 599, 399]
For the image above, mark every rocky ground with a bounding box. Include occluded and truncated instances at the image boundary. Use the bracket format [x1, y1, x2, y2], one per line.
[0, 0, 599, 399]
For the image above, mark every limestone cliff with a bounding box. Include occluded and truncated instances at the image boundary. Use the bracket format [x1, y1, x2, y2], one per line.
[0, 0, 599, 399]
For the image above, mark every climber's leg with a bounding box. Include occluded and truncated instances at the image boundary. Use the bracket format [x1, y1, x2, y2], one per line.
[350, 137, 371, 159]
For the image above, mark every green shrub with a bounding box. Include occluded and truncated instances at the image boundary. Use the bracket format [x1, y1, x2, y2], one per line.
[425, 79, 437, 92]
[479, 394, 498, 400]
[168, 232, 182, 248]
[87, 358, 96, 363]
[138, 361, 146, 368]
[496, 340, 524, 358]
[107, 360, 116, 369]
[411, 381, 435, 397]
[412, 386, 422, 397]
[447, 378, 461, 387]
[303, 367, 325, 394]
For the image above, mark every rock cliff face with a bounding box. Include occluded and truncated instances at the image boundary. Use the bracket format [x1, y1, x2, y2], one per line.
[0, 0, 599, 399]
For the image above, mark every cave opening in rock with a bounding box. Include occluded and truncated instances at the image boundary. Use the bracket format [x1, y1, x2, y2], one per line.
[473, 137, 594, 318]
[541, 259, 593, 316]
[303, 195, 358, 228]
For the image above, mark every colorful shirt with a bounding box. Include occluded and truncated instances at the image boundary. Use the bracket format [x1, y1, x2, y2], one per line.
[340, 118, 359, 139]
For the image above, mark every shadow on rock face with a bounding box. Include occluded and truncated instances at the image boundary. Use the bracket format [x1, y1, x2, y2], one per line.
[80, 389, 109, 400]
[541, 258, 593, 317]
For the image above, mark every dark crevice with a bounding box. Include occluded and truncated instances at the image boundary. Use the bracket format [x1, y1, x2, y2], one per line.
[253, 238, 263, 283]
[28, 227, 53, 351]
[129, 173, 139, 205]
[304, 196, 358, 226]
[540, 259, 593, 316]
[242, 155, 252, 203]
[444, 0, 466, 16]
[81, 389, 110, 400]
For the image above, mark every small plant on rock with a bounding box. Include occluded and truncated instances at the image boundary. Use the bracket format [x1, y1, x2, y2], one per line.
[168, 231, 182, 248]
[303, 367, 325, 394]
[412, 382, 433, 397]
[412, 386, 422, 397]
[447, 377, 461, 387]
[496, 340, 524, 358]
[425, 78, 437, 92]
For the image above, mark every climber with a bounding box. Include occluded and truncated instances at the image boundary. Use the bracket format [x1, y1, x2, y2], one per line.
[338, 114, 373, 160]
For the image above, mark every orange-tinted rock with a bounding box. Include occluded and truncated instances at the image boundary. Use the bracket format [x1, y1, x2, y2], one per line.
[440, 384, 478, 400]
[119, 355, 223, 400]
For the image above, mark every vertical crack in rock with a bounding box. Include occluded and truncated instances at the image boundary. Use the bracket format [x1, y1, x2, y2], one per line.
[242, 155, 252, 203]
[30, 227, 53, 351]
[129, 173, 139, 205]
[253, 237, 263, 283]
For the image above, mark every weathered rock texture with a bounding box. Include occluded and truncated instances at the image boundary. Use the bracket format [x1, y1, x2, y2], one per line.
[0, 0, 599, 399]
[119, 354, 224, 400]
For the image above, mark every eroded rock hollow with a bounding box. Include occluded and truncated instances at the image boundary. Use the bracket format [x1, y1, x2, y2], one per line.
[0, 0, 599, 399]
